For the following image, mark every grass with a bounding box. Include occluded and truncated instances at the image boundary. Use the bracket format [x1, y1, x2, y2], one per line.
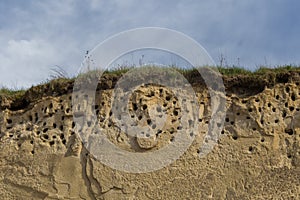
[1, 64, 300, 97]
[254, 65, 300, 74]
[104, 66, 134, 76]
[216, 66, 252, 76]
[49, 65, 70, 79]
[101, 65, 253, 77]
[214, 65, 300, 76]
[0, 87, 25, 98]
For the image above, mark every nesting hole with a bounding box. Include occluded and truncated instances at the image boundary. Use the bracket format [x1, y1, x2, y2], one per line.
[285, 102, 289, 108]
[232, 135, 238, 140]
[42, 134, 49, 140]
[43, 128, 48, 133]
[291, 94, 296, 101]
[248, 146, 253, 152]
[285, 128, 294, 135]
[173, 110, 179, 116]
[170, 136, 175, 142]
[282, 111, 287, 118]
[142, 104, 148, 110]
[147, 119, 152, 125]
[268, 103, 272, 107]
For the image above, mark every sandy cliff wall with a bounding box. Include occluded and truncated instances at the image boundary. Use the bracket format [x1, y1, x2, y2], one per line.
[0, 74, 299, 199]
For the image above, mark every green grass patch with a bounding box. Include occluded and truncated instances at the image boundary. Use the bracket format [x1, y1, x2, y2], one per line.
[0, 87, 25, 97]
[1, 64, 300, 97]
[216, 66, 252, 76]
[254, 65, 300, 74]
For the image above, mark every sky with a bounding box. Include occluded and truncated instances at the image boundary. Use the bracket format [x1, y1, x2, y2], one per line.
[0, 0, 300, 88]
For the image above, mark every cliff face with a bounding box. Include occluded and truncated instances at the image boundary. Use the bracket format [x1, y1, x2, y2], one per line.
[0, 73, 300, 199]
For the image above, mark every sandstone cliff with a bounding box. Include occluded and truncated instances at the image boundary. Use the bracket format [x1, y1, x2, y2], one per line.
[0, 69, 299, 199]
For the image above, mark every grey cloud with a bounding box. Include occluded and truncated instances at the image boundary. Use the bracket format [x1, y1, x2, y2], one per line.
[0, 0, 300, 88]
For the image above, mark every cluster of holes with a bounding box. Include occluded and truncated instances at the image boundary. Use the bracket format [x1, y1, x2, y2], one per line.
[218, 86, 300, 157]
[39, 120, 74, 147]
[128, 87, 181, 135]
[2, 97, 76, 152]
[94, 86, 187, 151]
[3, 85, 300, 158]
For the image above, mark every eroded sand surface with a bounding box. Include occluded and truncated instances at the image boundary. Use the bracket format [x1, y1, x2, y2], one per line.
[0, 74, 300, 199]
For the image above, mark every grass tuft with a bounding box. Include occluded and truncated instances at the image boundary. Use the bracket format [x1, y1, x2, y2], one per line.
[255, 65, 300, 74]
[217, 66, 252, 76]
[1, 64, 300, 98]
[0, 87, 25, 98]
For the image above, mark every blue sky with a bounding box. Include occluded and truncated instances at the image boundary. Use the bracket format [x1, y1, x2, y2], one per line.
[0, 0, 300, 88]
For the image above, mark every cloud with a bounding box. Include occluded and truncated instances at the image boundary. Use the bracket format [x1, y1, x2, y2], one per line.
[35, 0, 75, 17]
[0, 39, 56, 88]
[0, 0, 300, 88]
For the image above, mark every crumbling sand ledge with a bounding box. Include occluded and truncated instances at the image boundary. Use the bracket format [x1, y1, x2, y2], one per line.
[0, 71, 300, 199]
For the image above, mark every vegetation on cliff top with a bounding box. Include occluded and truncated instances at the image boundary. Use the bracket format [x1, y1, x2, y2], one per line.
[1, 65, 300, 99]
[0, 88, 25, 98]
